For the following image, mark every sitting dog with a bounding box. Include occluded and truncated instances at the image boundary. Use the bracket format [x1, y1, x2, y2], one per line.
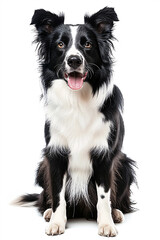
[19, 7, 136, 237]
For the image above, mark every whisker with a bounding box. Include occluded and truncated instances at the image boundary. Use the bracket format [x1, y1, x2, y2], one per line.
[57, 67, 62, 79]
[54, 64, 62, 70]
[86, 66, 93, 79]
[89, 63, 101, 70]
[54, 64, 64, 79]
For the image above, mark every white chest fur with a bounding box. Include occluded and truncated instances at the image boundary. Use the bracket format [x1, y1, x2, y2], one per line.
[45, 80, 112, 203]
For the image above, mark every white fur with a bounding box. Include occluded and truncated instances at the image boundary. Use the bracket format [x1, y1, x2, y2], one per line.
[43, 208, 52, 221]
[45, 175, 67, 235]
[96, 186, 117, 237]
[45, 20, 114, 205]
[45, 80, 113, 204]
[12, 197, 37, 207]
[64, 26, 84, 74]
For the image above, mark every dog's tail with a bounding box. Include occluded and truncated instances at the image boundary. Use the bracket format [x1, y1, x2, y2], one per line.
[111, 152, 137, 213]
[12, 193, 39, 207]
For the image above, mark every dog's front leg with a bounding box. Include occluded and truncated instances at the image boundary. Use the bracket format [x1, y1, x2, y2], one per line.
[45, 147, 69, 235]
[92, 149, 117, 237]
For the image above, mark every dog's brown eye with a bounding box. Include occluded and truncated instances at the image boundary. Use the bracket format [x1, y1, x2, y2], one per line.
[58, 41, 64, 49]
[85, 41, 92, 49]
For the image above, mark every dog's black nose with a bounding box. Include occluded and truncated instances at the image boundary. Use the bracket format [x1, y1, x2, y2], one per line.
[67, 55, 82, 69]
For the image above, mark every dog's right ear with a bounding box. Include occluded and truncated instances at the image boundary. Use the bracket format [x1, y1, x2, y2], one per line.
[31, 9, 64, 34]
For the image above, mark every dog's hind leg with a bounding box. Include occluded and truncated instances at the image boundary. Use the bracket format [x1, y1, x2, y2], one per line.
[112, 209, 124, 223]
[43, 208, 52, 222]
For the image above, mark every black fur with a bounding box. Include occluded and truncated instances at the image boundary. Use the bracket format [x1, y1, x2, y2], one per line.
[44, 147, 70, 212]
[19, 6, 137, 231]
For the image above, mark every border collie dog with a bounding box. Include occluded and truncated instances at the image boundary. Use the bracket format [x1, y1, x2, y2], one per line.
[19, 7, 136, 237]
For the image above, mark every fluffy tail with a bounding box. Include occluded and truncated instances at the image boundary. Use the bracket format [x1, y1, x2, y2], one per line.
[117, 155, 137, 213]
[13, 193, 39, 207]
[111, 152, 137, 213]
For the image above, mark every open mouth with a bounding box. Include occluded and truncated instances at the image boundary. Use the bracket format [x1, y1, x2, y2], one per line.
[64, 72, 88, 90]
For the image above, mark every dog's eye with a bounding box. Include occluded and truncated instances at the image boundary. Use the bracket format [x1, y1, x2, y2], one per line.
[58, 41, 65, 49]
[84, 41, 92, 49]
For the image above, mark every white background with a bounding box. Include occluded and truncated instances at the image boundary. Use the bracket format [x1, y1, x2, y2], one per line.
[0, 0, 160, 239]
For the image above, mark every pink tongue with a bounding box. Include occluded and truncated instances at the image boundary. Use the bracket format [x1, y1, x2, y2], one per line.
[68, 76, 83, 90]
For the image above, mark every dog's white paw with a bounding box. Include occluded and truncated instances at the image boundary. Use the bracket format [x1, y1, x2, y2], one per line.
[98, 223, 118, 237]
[43, 208, 52, 222]
[112, 209, 124, 223]
[45, 222, 65, 235]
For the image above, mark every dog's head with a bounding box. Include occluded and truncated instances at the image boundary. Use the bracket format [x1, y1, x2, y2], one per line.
[31, 7, 118, 92]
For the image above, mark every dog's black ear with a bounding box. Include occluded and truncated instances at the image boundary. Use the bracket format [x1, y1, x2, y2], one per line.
[84, 7, 118, 35]
[31, 9, 64, 34]
[30, 9, 64, 63]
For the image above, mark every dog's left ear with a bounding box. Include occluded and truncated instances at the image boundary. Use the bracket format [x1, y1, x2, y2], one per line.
[84, 7, 118, 35]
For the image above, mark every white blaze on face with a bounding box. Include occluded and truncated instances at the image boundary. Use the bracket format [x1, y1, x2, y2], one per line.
[67, 26, 82, 62]
[64, 25, 87, 91]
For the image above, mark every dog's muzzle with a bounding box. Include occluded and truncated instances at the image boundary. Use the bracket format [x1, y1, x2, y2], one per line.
[64, 55, 88, 90]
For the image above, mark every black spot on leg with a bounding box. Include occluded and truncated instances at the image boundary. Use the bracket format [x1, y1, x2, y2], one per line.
[100, 195, 105, 199]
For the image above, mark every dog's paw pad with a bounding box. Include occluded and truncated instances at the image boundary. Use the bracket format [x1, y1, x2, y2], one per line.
[112, 209, 124, 223]
[98, 224, 118, 237]
[43, 208, 52, 222]
[45, 222, 65, 235]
